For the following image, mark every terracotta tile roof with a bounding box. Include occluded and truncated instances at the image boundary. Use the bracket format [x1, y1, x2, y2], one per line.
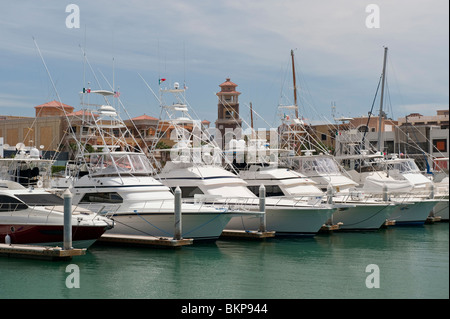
[34, 100, 74, 109]
[219, 78, 238, 87]
[131, 114, 159, 121]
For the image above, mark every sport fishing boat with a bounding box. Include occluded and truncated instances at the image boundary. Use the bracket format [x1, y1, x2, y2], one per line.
[275, 151, 398, 231]
[342, 154, 443, 225]
[273, 49, 397, 231]
[148, 82, 335, 237]
[430, 157, 449, 221]
[52, 88, 252, 241]
[333, 47, 442, 225]
[0, 179, 113, 248]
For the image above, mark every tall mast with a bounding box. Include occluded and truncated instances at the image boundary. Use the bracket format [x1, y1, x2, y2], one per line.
[291, 49, 299, 119]
[377, 46, 388, 153]
[250, 102, 255, 139]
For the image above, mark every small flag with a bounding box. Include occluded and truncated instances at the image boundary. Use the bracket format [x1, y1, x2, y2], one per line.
[159, 78, 166, 85]
[83, 88, 91, 93]
[114, 91, 120, 98]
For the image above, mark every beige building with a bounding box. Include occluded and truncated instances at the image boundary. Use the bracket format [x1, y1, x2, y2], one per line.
[0, 100, 73, 152]
[334, 110, 449, 170]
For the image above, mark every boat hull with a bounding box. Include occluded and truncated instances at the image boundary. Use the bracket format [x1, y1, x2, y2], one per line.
[106, 210, 234, 241]
[225, 206, 335, 237]
[389, 199, 440, 225]
[331, 202, 397, 231]
[431, 199, 449, 221]
[0, 224, 108, 248]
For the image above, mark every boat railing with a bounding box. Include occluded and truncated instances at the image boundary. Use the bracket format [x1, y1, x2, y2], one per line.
[187, 194, 329, 209]
[0, 202, 98, 222]
[344, 189, 434, 203]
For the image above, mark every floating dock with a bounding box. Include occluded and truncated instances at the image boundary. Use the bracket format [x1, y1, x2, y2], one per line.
[98, 234, 193, 248]
[0, 243, 86, 261]
[220, 230, 275, 239]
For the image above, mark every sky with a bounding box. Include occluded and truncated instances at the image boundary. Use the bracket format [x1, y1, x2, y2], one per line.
[0, 0, 448, 129]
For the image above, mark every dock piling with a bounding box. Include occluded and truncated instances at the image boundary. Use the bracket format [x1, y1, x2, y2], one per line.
[382, 184, 388, 202]
[429, 183, 435, 199]
[327, 185, 334, 204]
[63, 189, 73, 250]
[258, 184, 266, 233]
[174, 186, 182, 240]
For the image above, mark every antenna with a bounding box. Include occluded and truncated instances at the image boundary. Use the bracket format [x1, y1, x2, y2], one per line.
[291, 49, 299, 119]
[331, 101, 336, 120]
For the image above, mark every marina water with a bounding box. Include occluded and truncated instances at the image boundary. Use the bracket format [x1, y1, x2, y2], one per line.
[1, 223, 448, 299]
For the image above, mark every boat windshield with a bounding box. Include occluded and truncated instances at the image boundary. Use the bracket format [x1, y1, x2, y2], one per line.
[87, 153, 154, 175]
[300, 156, 340, 175]
[389, 160, 420, 173]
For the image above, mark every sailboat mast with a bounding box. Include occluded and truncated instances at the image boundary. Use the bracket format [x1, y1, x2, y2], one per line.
[291, 49, 299, 119]
[377, 46, 388, 153]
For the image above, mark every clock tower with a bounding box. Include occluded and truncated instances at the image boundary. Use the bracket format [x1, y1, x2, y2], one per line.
[215, 78, 242, 149]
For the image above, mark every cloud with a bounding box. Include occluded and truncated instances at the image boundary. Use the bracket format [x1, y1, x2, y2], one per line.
[0, 93, 38, 112]
[0, 0, 447, 122]
[396, 103, 449, 115]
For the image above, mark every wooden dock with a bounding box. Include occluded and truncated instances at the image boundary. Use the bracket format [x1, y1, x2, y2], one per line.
[0, 243, 86, 261]
[220, 230, 275, 239]
[383, 220, 396, 227]
[319, 223, 341, 233]
[426, 216, 442, 224]
[97, 234, 193, 248]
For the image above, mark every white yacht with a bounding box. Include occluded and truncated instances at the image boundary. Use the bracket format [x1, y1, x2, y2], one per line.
[0, 179, 113, 248]
[52, 89, 254, 241]
[369, 156, 442, 225]
[158, 160, 335, 236]
[281, 153, 399, 231]
[432, 177, 449, 221]
[149, 83, 335, 237]
[337, 153, 442, 225]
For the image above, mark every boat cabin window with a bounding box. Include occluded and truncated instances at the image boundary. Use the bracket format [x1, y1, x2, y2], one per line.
[79, 192, 123, 203]
[247, 185, 284, 197]
[0, 195, 28, 211]
[171, 187, 204, 198]
[14, 193, 64, 206]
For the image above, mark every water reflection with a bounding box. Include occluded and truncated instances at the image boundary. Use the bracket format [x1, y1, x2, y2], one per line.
[1, 224, 448, 299]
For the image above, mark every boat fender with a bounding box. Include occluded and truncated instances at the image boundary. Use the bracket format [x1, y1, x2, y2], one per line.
[5, 234, 11, 245]
[37, 180, 43, 188]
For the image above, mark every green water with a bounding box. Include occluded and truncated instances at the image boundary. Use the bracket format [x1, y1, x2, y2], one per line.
[0, 223, 448, 300]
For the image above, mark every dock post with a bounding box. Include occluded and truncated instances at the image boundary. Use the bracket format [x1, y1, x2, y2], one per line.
[174, 186, 182, 240]
[63, 189, 73, 250]
[258, 184, 266, 232]
[327, 185, 334, 204]
[382, 184, 388, 202]
[429, 183, 435, 199]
